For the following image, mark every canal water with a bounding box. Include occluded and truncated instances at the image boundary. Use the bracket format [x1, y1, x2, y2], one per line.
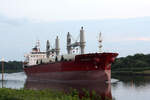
[0, 72, 150, 100]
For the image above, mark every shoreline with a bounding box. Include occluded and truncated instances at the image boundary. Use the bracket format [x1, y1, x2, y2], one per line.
[112, 70, 150, 76]
[0, 88, 110, 100]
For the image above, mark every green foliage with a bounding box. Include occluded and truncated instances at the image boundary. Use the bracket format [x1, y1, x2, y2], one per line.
[0, 61, 23, 73]
[0, 88, 77, 100]
[112, 53, 150, 72]
[0, 88, 110, 100]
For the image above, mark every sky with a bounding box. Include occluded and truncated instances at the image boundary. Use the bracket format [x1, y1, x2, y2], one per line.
[0, 0, 150, 61]
[1, 0, 150, 21]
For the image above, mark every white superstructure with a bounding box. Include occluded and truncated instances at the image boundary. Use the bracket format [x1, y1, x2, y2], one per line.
[24, 41, 46, 66]
[24, 27, 103, 66]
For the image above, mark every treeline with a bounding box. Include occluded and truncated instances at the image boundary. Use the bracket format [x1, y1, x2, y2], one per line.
[112, 53, 150, 72]
[0, 61, 23, 73]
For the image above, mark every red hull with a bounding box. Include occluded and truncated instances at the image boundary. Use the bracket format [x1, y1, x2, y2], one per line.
[24, 53, 118, 82]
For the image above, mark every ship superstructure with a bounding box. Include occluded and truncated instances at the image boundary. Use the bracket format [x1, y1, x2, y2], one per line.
[24, 27, 118, 82]
[24, 40, 46, 66]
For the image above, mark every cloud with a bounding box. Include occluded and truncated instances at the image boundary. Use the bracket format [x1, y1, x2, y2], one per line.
[105, 36, 150, 42]
[0, 0, 150, 22]
[0, 14, 30, 26]
[128, 37, 150, 41]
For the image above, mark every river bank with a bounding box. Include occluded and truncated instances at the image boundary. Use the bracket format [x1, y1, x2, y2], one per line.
[0, 88, 110, 100]
[112, 70, 150, 76]
[111, 53, 150, 76]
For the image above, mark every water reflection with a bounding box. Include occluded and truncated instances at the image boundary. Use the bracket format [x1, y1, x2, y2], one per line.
[111, 75, 150, 100]
[112, 75, 150, 87]
[0, 72, 26, 89]
[0, 80, 25, 89]
[25, 78, 112, 100]
[1, 73, 150, 100]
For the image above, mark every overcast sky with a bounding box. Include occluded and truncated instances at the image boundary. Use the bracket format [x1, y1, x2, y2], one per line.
[0, 0, 150, 61]
[1, 0, 150, 21]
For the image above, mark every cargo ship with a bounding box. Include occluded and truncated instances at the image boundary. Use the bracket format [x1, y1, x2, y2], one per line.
[23, 27, 118, 82]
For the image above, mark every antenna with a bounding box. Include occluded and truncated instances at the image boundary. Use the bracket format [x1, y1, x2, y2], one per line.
[99, 32, 103, 53]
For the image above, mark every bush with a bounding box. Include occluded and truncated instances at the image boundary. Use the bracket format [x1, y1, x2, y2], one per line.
[0, 88, 110, 100]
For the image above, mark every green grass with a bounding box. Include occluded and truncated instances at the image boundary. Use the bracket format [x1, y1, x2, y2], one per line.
[0, 88, 109, 100]
[0, 88, 75, 100]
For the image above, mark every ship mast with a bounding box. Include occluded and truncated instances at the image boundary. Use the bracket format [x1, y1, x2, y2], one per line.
[55, 36, 60, 56]
[46, 40, 50, 58]
[46, 36, 60, 57]
[67, 32, 72, 54]
[36, 40, 40, 52]
[80, 27, 85, 54]
[99, 32, 103, 53]
[66, 27, 86, 54]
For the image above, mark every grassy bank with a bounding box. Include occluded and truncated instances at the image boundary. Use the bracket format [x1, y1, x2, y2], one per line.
[0, 88, 109, 100]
